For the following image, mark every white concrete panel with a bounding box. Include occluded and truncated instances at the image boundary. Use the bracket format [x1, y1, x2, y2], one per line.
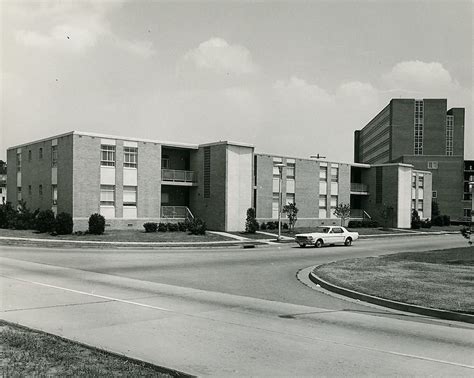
[123, 141, 138, 147]
[418, 188, 424, 199]
[286, 158, 295, 164]
[286, 179, 295, 193]
[100, 206, 115, 219]
[397, 166, 412, 228]
[319, 209, 327, 219]
[123, 206, 137, 219]
[226, 145, 253, 231]
[17, 172, 21, 187]
[101, 138, 116, 145]
[101, 167, 116, 185]
[123, 168, 137, 186]
[51, 167, 57, 185]
[320, 182, 327, 195]
[331, 182, 339, 195]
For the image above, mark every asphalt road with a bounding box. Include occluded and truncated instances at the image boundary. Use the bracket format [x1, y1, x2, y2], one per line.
[1, 234, 473, 376]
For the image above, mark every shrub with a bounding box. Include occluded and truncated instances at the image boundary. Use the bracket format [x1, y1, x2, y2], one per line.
[411, 209, 421, 229]
[35, 209, 56, 233]
[260, 222, 267, 230]
[266, 221, 275, 230]
[0, 202, 17, 229]
[442, 215, 451, 226]
[245, 208, 259, 233]
[158, 222, 167, 232]
[12, 201, 38, 230]
[177, 222, 187, 232]
[421, 219, 432, 229]
[187, 217, 206, 235]
[88, 213, 105, 235]
[167, 222, 179, 232]
[143, 222, 158, 232]
[347, 220, 361, 228]
[366, 220, 379, 228]
[432, 215, 444, 226]
[55, 212, 73, 235]
[283, 223, 289, 230]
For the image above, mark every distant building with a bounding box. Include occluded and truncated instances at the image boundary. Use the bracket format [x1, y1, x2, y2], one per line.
[464, 160, 474, 222]
[354, 99, 465, 221]
[7, 131, 431, 231]
[0, 174, 6, 204]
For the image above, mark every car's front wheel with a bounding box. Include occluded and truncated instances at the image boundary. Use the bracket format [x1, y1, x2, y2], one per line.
[315, 239, 323, 248]
[344, 237, 352, 246]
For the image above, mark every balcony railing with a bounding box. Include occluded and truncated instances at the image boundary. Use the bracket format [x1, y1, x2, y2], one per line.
[161, 206, 194, 221]
[161, 169, 195, 183]
[350, 183, 369, 193]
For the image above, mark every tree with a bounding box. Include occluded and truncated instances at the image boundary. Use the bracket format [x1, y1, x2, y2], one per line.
[282, 202, 298, 232]
[0, 160, 6, 175]
[333, 203, 351, 227]
[411, 209, 421, 229]
[245, 208, 259, 233]
[432, 200, 440, 217]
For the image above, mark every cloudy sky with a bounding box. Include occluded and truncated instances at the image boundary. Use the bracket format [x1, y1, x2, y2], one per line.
[1, 0, 473, 161]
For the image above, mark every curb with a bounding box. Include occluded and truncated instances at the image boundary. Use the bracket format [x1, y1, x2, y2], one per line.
[0, 319, 194, 377]
[0, 236, 266, 249]
[309, 271, 474, 324]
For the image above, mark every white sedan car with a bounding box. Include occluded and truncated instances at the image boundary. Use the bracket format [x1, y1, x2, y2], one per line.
[295, 226, 359, 248]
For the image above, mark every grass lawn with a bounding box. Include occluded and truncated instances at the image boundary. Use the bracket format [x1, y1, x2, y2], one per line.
[0, 321, 173, 377]
[0, 228, 233, 243]
[314, 247, 474, 313]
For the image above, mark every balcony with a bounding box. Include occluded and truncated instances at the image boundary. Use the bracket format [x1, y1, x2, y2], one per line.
[161, 169, 196, 186]
[350, 183, 369, 195]
[161, 206, 194, 221]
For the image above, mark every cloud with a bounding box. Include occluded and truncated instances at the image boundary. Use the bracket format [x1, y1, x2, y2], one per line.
[273, 76, 334, 107]
[13, 2, 154, 57]
[382, 60, 460, 93]
[182, 37, 258, 75]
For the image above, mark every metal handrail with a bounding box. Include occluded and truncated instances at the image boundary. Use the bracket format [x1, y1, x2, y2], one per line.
[161, 169, 195, 183]
[161, 206, 194, 221]
[350, 183, 369, 192]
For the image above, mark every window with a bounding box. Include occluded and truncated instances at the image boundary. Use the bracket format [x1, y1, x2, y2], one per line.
[123, 186, 137, 206]
[414, 100, 424, 155]
[52, 185, 57, 205]
[39, 185, 43, 196]
[273, 166, 280, 176]
[28, 150, 32, 161]
[412, 175, 416, 188]
[331, 167, 339, 182]
[39, 148, 43, 159]
[332, 227, 343, 234]
[319, 167, 327, 181]
[411, 199, 416, 210]
[272, 192, 280, 219]
[417, 200, 423, 211]
[330, 195, 338, 210]
[286, 163, 295, 179]
[418, 176, 424, 188]
[286, 193, 295, 205]
[51, 146, 58, 167]
[124, 147, 138, 168]
[432, 190, 437, 199]
[17, 152, 21, 172]
[203, 147, 211, 198]
[446, 115, 454, 156]
[100, 185, 115, 206]
[427, 161, 438, 170]
[161, 155, 170, 169]
[28, 185, 32, 195]
[319, 195, 327, 209]
[101, 145, 116, 167]
[17, 187, 22, 201]
[464, 208, 472, 218]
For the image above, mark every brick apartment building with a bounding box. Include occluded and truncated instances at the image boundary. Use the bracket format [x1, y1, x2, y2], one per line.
[7, 131, 431, 231]
[354, 99, 465, 221]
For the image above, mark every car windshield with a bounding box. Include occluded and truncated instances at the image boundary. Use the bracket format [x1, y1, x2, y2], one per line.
[313, 227, 330, 233]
